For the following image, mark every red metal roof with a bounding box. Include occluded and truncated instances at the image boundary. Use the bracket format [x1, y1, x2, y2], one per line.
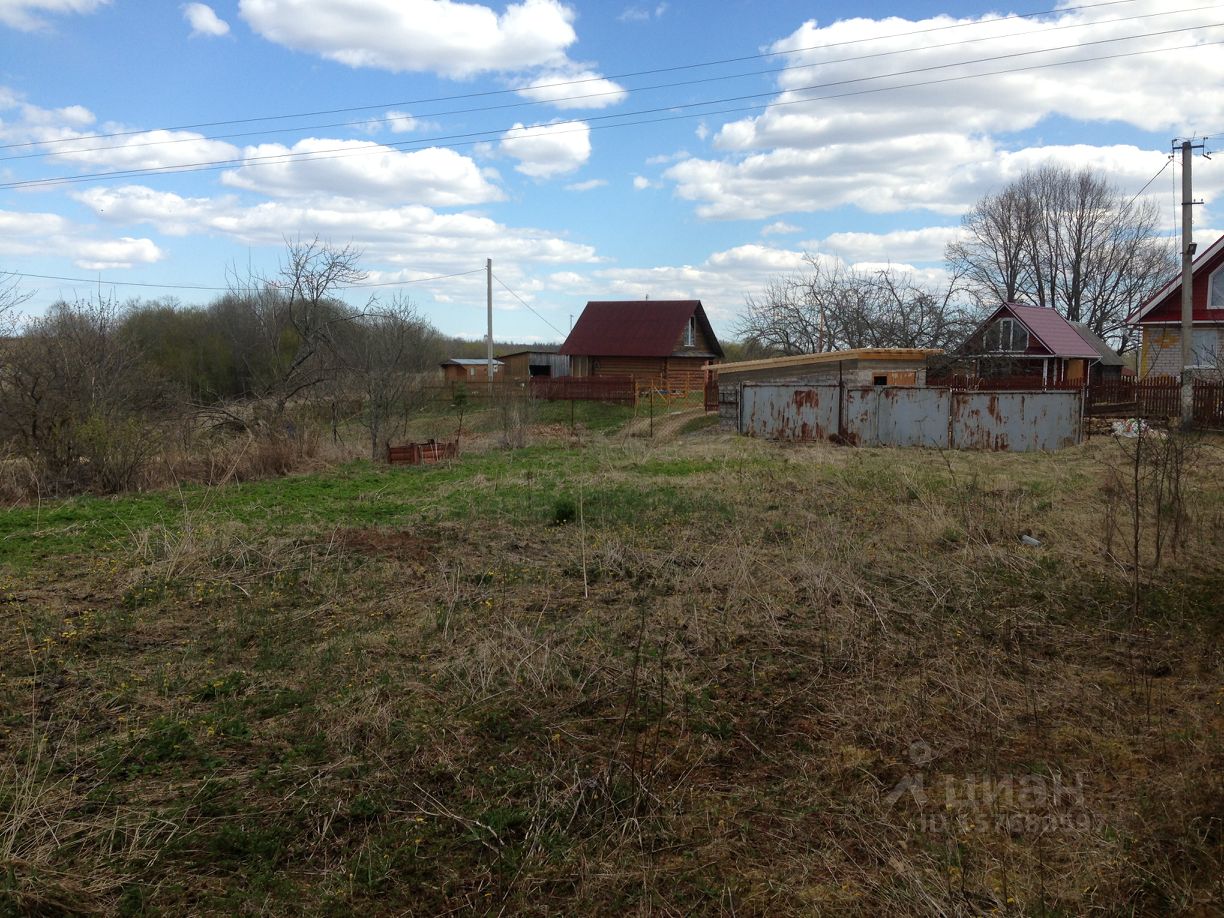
[999, 303, 1100, 358]
[1126, 233, 1224, 325]
[559, 300, 723, 357]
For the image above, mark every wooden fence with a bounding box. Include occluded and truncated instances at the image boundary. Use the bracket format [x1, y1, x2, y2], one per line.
[529, 376, 635, 404]
[387, 439, 457, 465]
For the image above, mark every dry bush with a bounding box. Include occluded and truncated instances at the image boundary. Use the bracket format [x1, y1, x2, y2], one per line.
[0, 453, 36, 504]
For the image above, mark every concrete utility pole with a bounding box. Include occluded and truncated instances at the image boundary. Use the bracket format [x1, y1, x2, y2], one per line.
[486, 258, 494, 392]
[1180, 141, 1194, 427]
[1176, 138, 1208, 427]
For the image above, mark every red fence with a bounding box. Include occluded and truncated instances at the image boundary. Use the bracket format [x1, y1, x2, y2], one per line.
[1192, 380, 1224, 427]
[528, 376, 635, 404]
[1084, 377, 1197, 419]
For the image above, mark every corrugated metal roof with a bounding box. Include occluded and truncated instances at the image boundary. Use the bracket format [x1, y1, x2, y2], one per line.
[1001, 304, 1100, 358]
[559, 300, 723, 358]
[441, 358, 504, 366]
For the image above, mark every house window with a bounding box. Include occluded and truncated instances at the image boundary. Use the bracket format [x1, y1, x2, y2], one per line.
[468, 367, 475, 377]
[1210, 264, 1224, 309]
[985, 317, 1029, 352]
[1191, 329, 1219, 367]
[683, 317, 696, 347]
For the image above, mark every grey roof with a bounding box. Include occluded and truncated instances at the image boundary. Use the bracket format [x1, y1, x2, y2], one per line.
[442, 358, 504, 366]
[1070, 323, 1124, 366]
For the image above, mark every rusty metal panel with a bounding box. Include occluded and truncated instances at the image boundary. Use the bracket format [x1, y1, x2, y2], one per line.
[951, 390, 1083, 452]
[878, 387, 951, 448]
[740, 383, 839, 440]
[843, 387, 951, 447]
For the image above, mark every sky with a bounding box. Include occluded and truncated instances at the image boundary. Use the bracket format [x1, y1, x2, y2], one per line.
[1, 0, 1221, 343]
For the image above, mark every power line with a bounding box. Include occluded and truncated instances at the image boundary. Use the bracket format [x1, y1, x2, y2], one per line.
[0, 0, 1139, 155]
[0, 267, 486, 293]
[7, 3, 1208, 165]
[1126, 157, 1175, 209]
[492, 274, 566, 337]
[6, 27, 1219, 191]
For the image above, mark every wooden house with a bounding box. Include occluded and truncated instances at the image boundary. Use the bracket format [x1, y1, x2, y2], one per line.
[440, 358, 503, 382]
[957, 303, 1113, 385]
[559, 300, 723, 391]
[1126, 233, 1224, 376]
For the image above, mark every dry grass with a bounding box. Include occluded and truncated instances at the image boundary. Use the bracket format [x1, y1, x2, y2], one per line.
[1, 427, 1221, 915]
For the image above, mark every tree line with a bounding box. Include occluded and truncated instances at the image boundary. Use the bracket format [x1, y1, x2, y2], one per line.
[737, 164, 1176, 356]
[0, 239, 455, 495]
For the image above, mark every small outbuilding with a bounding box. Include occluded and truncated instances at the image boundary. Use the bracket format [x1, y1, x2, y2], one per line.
[498, 347, 570, 379]
[440, 358, 504, 382]
[708, 348, 941, 429]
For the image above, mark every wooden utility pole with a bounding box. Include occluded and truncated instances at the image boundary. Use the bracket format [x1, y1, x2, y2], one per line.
[486, 258, 494, 393]
[1180, 141, 1194, 427]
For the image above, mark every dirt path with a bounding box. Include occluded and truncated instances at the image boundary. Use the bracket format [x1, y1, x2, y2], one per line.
[618, 406, 705, 441]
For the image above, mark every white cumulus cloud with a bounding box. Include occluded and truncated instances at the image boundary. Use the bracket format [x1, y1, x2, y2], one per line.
[182, 2, 229, 37]
[515, 67, 627, 110]
[0, 207, 162, 269]
[220, 139, 504, 207]
[73, 185, 599, 271]
[500, 120, 590, 178]
[662, 3, 1224, 222]
[239, 0, 578, 78]
[0, 0, 108, 31]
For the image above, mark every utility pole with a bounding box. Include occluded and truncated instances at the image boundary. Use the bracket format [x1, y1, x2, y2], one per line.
[486, 257, 494, 393]
[1176, 138, 1207, 428]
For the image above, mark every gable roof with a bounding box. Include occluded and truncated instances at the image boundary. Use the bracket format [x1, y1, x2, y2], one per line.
[966, 303, 1100, 359]
[1070, 322, 1123, 366]
[1126, 233, 1224, 324]
[441, 358, 504, 367]
[559, 300, 724, 358]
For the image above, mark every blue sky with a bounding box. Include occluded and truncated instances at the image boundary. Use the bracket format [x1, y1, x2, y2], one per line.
[1, 0, 1221, 342]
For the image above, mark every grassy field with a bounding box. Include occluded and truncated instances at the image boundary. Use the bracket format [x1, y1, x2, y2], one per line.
[2, 404, 1222, 915]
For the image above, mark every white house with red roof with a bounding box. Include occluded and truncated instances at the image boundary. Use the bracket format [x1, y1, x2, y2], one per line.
[1126, 233, 1224, 377]
[957, 302, 1121, 385]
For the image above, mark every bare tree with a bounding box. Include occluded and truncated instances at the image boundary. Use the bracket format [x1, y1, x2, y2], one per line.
[737, 257, 977, 356]
[224, 237, 369, 419]
[0, 273, 31, 345]
[344, 296, 443, 459]
[946, 164, 1175, 348]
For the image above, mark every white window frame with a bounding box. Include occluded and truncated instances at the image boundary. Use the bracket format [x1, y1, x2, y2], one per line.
[1191, 328, 1219, 367]
[1209, 263, 1224, 309]
[683, 317, 696, 347]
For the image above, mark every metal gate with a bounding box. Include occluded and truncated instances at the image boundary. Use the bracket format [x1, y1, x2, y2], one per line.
[951, 390, 1082, 452]
[843, 387, 951, 448]
[740, 383, 839, 440]
[740, 383, 1082, 452]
